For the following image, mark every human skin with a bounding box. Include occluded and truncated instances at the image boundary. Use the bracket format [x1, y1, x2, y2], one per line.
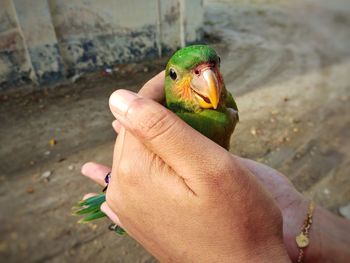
[81, 72, 350, 262]
[104, 80, 290, 262]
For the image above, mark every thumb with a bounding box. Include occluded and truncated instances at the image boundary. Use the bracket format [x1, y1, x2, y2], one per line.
[108, 89, 230, 179]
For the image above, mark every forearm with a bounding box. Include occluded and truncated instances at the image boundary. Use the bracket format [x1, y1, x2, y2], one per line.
[310, 206, 350, 262]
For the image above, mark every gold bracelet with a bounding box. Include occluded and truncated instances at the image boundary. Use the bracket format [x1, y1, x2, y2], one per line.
[295, 200, 315, 263]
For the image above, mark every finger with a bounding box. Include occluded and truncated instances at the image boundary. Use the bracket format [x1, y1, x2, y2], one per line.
[82, 193, 98, 200]
[138, 71, 165, 103]
[109, 90, 229, 179]
[111, 71, 164, 149]
[81, 162, 111, 187]
[101, 202, 122, 226]
[112, 120, 121, 134]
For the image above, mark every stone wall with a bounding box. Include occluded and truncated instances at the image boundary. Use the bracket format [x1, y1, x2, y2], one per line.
[0, 0, 203, 89]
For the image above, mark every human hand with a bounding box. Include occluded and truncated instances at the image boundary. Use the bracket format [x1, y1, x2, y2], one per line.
[81, 72, 350, 262]
[93, 74, 290, 262]
[80, 158, 311, 262]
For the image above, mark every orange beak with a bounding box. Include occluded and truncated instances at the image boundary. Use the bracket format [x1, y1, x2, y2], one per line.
[190, 67, 221, 109]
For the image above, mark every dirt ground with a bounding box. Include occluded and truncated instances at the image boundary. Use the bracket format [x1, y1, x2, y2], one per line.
[1, 0, 350, 262]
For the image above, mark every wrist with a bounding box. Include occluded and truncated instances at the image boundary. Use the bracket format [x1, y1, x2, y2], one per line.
[313, 206, 350, 262]
[242, 241, 291, 263]
[235, 219, 291, 263]
[282, 198, 321, 262]
[301, 203, 322, 262]
[285, 200, 350, 263]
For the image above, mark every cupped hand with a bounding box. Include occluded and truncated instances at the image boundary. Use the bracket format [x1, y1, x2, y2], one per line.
[102, 74, 289, 262]
[81, 72, 296, 262]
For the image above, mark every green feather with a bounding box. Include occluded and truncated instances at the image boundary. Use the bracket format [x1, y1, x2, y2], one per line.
[78, 210, 106, 223]
[78, 193, 105, 206]
[74, 194, 107, 222]
[73, 205, 100, 215]
[166, 45, 219, 72]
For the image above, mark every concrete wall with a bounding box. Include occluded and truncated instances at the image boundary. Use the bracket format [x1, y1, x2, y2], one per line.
[0, 0, 37, 87]
[0, 0, 204, 90]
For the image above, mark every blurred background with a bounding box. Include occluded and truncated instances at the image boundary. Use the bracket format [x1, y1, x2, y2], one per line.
[0, 0, 349, 262]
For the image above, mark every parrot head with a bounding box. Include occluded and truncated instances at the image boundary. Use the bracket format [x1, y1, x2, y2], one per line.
[165, 45, 224, 112]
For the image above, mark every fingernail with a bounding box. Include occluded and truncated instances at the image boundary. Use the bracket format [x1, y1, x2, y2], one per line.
[109, 90, 139, 116]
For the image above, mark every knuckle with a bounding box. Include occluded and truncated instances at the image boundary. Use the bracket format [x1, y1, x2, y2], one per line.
[207, 170, 228, 191]
[217, 153, 234, 170]
[133, 103, 176, 141]
[204, 153, 233, 179]
[201, 154, 239, 193]
[117, 159, 132, 176]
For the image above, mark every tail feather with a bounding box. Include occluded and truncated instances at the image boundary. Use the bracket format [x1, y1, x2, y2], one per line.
[73, 193, 125, 235]
[73, 193, 106, 222]
[78, 210, 106, 223]
[77, 194, 106, 207]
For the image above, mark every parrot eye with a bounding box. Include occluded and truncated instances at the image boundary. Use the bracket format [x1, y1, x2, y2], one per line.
[169, 68, 177, 80]
[218, 56, 221, 64]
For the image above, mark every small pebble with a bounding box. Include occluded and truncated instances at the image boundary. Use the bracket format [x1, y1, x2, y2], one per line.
[251, 127, 257, 136]
[68, 165, 74, 171]
[105, 68, 112, 74]
[323, 188, 330, 195]
[339, 204, 350, 219]
[89, 224, 98, 230]
[270, 109, 279, 115]
[41, 170, 52, 179]
[49, 139, 57, 146]
[250, 127, 263, 136]
[26, 187, 34, 194]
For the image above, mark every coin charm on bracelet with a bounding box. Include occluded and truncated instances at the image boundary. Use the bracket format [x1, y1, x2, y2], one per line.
[296, 233, 309, 248]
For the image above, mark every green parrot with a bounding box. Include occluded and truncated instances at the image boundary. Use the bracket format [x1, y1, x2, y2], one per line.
[73, 45, 239, 234]
[165, 44, 238, 149]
